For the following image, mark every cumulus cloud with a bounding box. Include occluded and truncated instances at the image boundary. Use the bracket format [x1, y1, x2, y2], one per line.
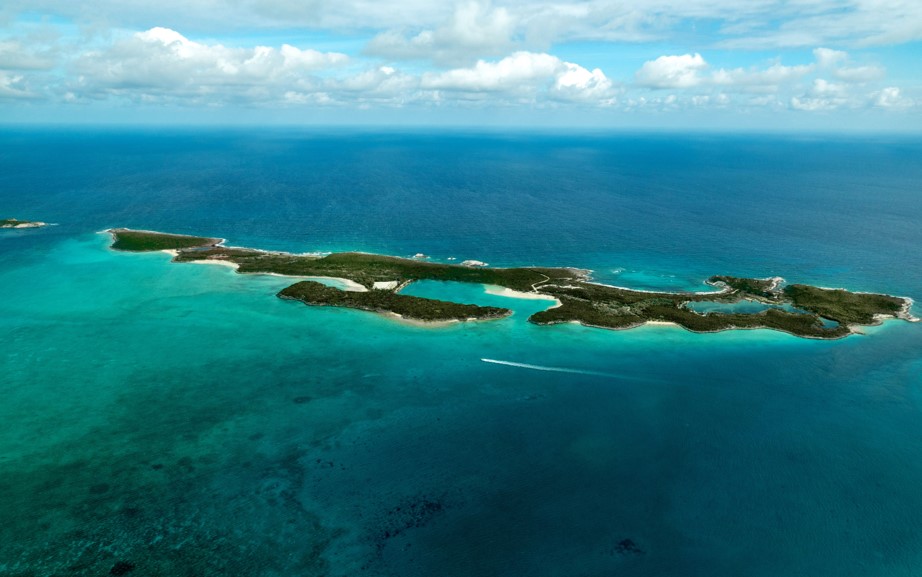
[421, 51, 615, 104]
[0, 13, 913, 119]
[711, 62, 813, 93]
[635, 53, 707, 88]
[872, 86, 913, 110]
[70, 27, 348, 103]
[6, 0, 922, 49]
[790, 79, 852, 111]
[366, 1, 517, 66]
[57, 29, 616, 108]
[813, 47, 847, 68]
[553, 62, 615, 103]
[422, 52, 559, 92]
[813, 48, 885, 83]
[5, 0, 920, 53]
[0, 38, 57, 70]
[629, 47, 912, 115]
[638, 53, 816, 94]
[0, 71, 36, 99]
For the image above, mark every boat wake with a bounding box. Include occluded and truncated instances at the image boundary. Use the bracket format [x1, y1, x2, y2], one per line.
[481, 358, 622, 379]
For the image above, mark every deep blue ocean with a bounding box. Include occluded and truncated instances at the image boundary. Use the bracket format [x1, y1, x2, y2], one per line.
[1, 129, 921, 576]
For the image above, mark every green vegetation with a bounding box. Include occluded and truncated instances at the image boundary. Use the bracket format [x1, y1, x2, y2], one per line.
[785, 284, 904, 325]
[1, 218, 46, 229]
[530, 277, 912, 338]
[173, 247, 583, 291]
[531, 294, 849, 339]
[110, 228, 916, 337]
[708, 275, 781, 301]
[279, 281, 511, 322]
[530, 279, 848, 337]
[109, 229, 221, 252]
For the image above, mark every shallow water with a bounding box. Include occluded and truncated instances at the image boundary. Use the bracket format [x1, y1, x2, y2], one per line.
[1, 130, 921, 576]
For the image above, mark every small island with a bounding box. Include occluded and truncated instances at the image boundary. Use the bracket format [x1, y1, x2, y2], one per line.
[1, 218, 46, 229]
[107, 229, 918, 338]
[108, 228, 222, 251]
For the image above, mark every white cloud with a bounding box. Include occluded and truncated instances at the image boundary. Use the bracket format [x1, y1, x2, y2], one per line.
[789, 97, 826, 111]
[627, 47, 910, 115]
[320, 65, 422, 106]
[832, 64, 885, 83]
[790, 79, 850, 111]
[0, 39, 57, 70]
[366, 0, 517, 66]
[0, 14, 913, 120]
[70, 27, 348, 103]
[553, 62, 615, 103]
[713, 0, 922, 48]
[813, 47, 847, 68]
[637, 53, 816, 95]
[810, 78, 847, 97]
[872, 86, 913, 110]
[421, 51, 560, 92]
[420, 51, 615, 104]
[58, 29, 616, 108]
[0, 71, 36, 99]
[813, 47, 885, 83]
[711, 62, 813, 92]
[5, 0, 921, 52]
[635, 53, 707, 88]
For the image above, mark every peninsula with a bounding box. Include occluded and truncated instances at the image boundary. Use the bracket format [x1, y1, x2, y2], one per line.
[107, 229, 918, 338]
[1, 218, 46, 229]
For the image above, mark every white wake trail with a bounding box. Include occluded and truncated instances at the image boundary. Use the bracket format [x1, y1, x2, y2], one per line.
[481, 358, 621, 379]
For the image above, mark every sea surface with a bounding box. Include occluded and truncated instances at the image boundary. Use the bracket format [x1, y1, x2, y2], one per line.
[1, 129, 921, 576]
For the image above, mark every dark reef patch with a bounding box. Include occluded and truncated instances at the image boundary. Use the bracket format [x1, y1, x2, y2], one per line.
[109, 561, 136, 575]
[373, 494, 448, 553]
[614, 538, 645, 555]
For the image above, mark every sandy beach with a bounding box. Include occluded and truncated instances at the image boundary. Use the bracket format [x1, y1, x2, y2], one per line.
[584, 280, 732, 296]
[384, 312, 459, 327]
[304, 276, 368, 292]
[158, 248, 368, 290]
[187, 258, 240, 269]
[484, 286, 562, 308]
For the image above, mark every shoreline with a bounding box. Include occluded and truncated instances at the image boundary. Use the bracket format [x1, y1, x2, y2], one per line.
[544, 318, 856, 341]
[302, 276, 368, 292]
[104, 228, 226, 252]
[583, 279, 732, 296]
[384, 309, 514, 327]
[108, 229, 916, 312]
[2, 219, 47, 229]
[106, 227, 918, 339]
[186, 258, 240, 269]
[278, 295, 511, 327]
[159, 245, 367, 290]
[484, 285, 562, 308]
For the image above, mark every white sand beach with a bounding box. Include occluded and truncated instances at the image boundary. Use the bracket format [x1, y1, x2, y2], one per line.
[304, 276, 368, 292]
[484, 286, 562, 308]
[187, 258, 240, 269]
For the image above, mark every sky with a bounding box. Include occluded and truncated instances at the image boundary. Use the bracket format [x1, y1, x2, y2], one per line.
[1, 0, 920, 130]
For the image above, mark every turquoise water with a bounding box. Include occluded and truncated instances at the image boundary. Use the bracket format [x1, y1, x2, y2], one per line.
[2, 131, 922, 576]
[682, 299, 841, 328]
[685, 299, 799, 315]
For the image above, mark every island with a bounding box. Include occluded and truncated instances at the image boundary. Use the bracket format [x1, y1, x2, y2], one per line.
[1, 218, 46, 229]
[106, 229, 918, 338]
